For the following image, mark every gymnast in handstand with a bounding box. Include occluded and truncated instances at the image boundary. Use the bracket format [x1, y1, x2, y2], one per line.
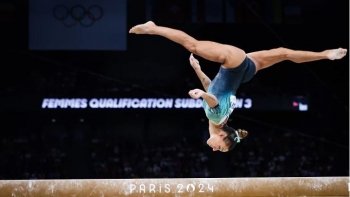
[130, 21, 347, 152]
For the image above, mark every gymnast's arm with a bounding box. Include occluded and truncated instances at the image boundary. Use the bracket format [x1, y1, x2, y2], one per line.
[195, 68, 211, 92]
[188, 89, 218, 108]
[189, 53, 211, 92]
[201, 92, 219, 108]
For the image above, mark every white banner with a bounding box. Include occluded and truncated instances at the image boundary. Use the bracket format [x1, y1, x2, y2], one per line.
[41, 98, 253, 109]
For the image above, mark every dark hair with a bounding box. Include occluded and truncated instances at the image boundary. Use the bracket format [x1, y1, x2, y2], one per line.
[222, 124, 248, 151]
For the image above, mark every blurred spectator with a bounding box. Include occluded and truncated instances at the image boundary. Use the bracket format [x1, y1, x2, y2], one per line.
[0, 125, 347, 179]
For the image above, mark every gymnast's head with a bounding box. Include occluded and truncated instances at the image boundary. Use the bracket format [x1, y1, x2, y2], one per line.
[206, 124, 248, 152]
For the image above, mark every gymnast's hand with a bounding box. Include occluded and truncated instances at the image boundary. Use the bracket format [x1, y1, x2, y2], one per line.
[188, 89, 204, 99]
[189, 53, 201, 70]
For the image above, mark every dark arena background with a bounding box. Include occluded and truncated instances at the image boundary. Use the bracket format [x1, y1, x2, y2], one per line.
[0, 0, 349, 196]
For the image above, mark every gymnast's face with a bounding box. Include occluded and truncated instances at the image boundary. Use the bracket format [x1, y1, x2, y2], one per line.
[206, 131, 228, 152]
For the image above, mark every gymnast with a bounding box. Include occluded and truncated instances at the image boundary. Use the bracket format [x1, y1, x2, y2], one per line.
[129, 21, 347, 152]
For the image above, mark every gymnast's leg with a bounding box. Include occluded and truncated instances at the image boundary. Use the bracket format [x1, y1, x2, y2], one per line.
[247, 47, 347, 71]
[129, 21, 246, 69]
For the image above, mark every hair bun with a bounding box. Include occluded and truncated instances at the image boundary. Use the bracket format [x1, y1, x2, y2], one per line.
[238, 129, 248, 139]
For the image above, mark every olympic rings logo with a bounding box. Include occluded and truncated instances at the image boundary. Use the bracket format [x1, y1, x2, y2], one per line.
[53, 5, 104, 28]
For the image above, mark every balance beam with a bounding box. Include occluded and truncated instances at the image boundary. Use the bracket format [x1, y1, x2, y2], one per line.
[0, 177, 348, 197]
